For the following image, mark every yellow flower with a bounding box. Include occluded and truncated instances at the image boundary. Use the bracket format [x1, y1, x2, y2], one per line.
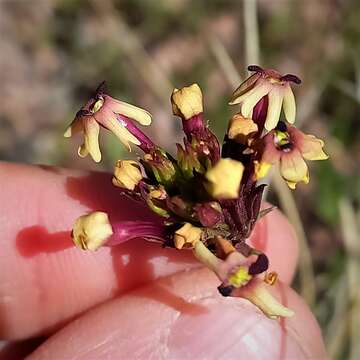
[173, 223, 203, 249]
[72, 211, 113, 251]
[229, 66, 301, 131]
[205, 158, 244, 199]
[171, 84, 203, 120]
[64, 82, 152, 162]
[112, 160, 143, 190]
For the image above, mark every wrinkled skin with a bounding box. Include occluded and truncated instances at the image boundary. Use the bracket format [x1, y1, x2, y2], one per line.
[0, 162, 326, 359]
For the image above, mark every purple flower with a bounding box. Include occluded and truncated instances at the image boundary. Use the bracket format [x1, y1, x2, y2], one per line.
[64, 82, 153, 162]
[229, 65, 301, 131]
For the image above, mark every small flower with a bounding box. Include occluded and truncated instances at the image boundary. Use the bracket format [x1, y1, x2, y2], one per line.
[171, 84, 203, 120]
[72, 211, 113, 251]
[255, 122, 328, 188]
[192, 239, 293, 319]
[173, 223, 203, 249]
[229, 65, 301, 131]
[227, 114, 258, 145]
[64, 82, 152, 162]
[112, 160, 143, 190]
[205, 158, 244, 199]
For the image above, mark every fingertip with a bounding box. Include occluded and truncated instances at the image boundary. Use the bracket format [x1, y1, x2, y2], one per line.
[28, 268, 325, 360]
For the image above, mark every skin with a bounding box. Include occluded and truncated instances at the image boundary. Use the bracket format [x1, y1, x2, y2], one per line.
[0, 162, 326, 359]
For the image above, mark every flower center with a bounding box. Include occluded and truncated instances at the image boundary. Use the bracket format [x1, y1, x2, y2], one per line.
[274, 130, 292, 152]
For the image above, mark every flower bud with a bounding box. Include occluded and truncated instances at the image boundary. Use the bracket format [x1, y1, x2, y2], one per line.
[72, 211, 113, 251]
[171, 84, 203, 120]
[113, 160, 142, 190]
[205, 158, 244, 199]
[173, 223, 202, 249]
[143, 151, 177, 187]
[227, 114, 258, 144]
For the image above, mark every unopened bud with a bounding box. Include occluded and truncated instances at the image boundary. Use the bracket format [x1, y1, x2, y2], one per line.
[72, 211, 113, 251]
[171, 84, 203, 119]
[113, 160, 142, 190]
[227, 114, 258, 144]
[205, 158, 244, 199]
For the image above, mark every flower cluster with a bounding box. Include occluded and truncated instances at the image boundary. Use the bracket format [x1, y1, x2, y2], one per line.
[65, 66, 328, 319]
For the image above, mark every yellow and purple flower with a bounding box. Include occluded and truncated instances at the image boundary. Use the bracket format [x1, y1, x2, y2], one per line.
[64, 82, 153, 162]
[229, 65, 301, 131]
[65, 74, 329, 320]
[255, 122, 328, 188]
[193, 237, 293, 319]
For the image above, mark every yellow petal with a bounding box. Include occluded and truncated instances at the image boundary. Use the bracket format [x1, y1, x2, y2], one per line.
[241, 82, 271, 117]
[112, 99, 152, 126]
[299, 135, 329, 161]
[254, 160, 272, 180]
[171, 84, 203, 119]
[239, 280, 294, 319]
[285, 180, 297, 190]
[64, 118, 83, 138]
[72, 211, 113, 251]
[205, 158, 244, 199]
[282, 85, 296, 124]
[113, 160, 142, 190]
[104, 96, 152, 125]
[280, 150, 309, 186]
[77, 144, 89, 158]
[84, 118, 101, 162]
[264, 89, 283, 131]
[64, 126, 72, 138]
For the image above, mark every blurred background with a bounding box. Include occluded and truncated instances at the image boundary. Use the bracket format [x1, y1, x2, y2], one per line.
[0, 0, 359, 358]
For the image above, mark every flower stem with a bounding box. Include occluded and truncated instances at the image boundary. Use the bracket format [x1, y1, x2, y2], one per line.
[193, 240, 222, 273]
[108, 220, 167, 246]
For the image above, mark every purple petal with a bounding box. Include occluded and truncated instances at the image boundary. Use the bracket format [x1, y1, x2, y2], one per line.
[248, 253, 269, 275]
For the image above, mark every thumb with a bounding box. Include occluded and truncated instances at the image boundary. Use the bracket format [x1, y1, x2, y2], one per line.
[28, 268, 326, 359]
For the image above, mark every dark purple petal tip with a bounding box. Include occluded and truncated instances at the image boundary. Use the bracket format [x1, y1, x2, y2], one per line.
[94, 81, 107, 96]
[248, 65, 264, 73]
[248, 253, 269, 275]
[281, 74, 302, 84]
[218, 284, 234, 297]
